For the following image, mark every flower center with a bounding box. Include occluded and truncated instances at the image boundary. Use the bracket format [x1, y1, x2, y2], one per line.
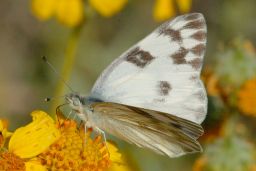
[39, 120, 110, 171]
[0, 152, 25, 171]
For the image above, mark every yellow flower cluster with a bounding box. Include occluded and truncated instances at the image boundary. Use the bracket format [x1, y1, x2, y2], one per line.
[31, 0, 84, 27]
[31, 0, 128, 27]
[31, 0, 193, 27]
[89, 0, 128, 18]
[238, 78, 256, 117]
[0, 111, 128, 171]
[153, 0, 192, 21]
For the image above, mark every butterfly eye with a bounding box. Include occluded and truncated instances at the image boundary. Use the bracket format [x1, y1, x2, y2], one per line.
[73, 100, 80, 106]
[89, 106, 94, 112]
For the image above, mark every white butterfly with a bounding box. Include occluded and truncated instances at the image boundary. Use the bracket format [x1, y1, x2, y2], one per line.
[66, 13, 207, 158]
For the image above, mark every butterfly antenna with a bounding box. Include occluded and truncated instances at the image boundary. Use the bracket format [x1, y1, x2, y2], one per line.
[44, 95, 65, 102]
[42, 56, 74, 93]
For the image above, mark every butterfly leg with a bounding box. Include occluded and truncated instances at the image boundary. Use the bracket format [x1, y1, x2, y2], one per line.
[66, 110, 73, 120]
[80, 121, 89, 145]
[94, 127, 106, 143]
[83, 123, 87, 144]
[72, 112, 78, 120]
[95, 127, 110, 156]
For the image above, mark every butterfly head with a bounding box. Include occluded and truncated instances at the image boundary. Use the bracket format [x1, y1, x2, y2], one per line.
[65, 93, 85, 110]
[65, 93, 92, 122]
[65, 93, 102, 110]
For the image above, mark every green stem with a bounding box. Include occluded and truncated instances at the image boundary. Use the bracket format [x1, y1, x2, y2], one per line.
[49, 25, 83, 117]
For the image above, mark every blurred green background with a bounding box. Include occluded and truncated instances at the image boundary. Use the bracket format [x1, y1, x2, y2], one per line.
[0, 0, 256, 170]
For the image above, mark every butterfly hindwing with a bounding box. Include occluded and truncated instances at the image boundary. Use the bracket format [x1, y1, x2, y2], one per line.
[91, 102, 203, 157]
[90, 13, 207, 124]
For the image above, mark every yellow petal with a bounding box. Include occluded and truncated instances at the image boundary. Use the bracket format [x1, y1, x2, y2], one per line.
[177, 0, 192, 13]
[55, 0, 84, 27]
[89, 0, 128, 17]
[153, 0, 176, 22]
[0, 119, 9, 131]
[107, 142, 123, 164]
[31, 0, 56, 20]
[9, 111, 60, 158]
[0, 119, 12, 147]
[107, 142, 132, 171]
[0, 120, 3, 130]
[25, 161, 47, 171]
[109, 164, 132, 171]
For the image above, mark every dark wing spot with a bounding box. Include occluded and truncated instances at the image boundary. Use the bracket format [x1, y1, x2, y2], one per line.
[162, 29, 182, 42]
[158, 81, 172, 96]
[188, 44, 205, 70]
[126, 47, 155, 68]
[191, 31, 206, 41]
[184, 13, 201, 21]
[188, 58, 202, 70]
[170, 44, 204, 70]
[183, 20, 205, 30]
[171, 47, 188, 64]
[191, 44, 206, 56]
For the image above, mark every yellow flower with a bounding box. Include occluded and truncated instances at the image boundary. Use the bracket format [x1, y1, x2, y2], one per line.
[238, 78, 256, 117]
[176, 0, 192, 13]
[0, 111, 60, 171]
[0, 119, 12, 147]
[31, 0, 56, 20]
[38, 114, 129, 171]
[1, 110, 131, 171]
[153, 0, 193, 22]
[153, 0, 175, 21]
[31, 0, 84, 27]
[89, 0, 128, 17]
[55, 0, 84, 27]
[31, 0, 128, 27]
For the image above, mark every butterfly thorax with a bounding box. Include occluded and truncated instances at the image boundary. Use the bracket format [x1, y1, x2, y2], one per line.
[66, 93, 103, 106]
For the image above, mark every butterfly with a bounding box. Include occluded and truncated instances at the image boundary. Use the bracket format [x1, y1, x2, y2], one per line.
[65, 13, 207, 158]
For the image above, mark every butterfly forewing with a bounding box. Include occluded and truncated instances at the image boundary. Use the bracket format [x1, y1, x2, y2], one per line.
[90, 13, 207, 124]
